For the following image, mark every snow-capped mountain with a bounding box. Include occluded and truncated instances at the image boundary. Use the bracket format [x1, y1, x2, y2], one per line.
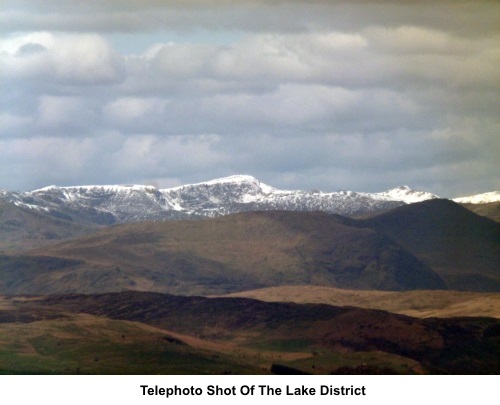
[453, 191, 500, 204]
[368, 185, 439, 204]
[0, 175, 440, 225]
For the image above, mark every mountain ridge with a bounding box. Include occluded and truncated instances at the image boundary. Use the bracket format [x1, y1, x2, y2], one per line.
[0, 175, 442, 225]
[453, 191, 500, 204]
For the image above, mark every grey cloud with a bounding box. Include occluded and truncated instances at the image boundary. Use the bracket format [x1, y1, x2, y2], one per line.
[1, 1, 498, 37]
[15, 43, 47, 56]
[0, 2, 499, 197]
[0, 133, 225, 191]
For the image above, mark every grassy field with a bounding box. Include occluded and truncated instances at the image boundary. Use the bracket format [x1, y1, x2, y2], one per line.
[0, 311, 427, 375]
[0, 312, 391, 374]
[0, 312, 266, 374]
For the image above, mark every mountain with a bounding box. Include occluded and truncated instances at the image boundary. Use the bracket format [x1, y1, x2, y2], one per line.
[453, 192, 500, 222]
[0, 175, 437, 225]
[454, 191, 500, 204]
[1, 198, 497, 295]
[1, 185, 174, 225]
[0, 210, 445, 296]
[366, 185, 439, 204]
[2, 177, 498, 226]
[458, 202, 500, 222]
[0, 200, 96, 252]
[358, 199, 500, 292]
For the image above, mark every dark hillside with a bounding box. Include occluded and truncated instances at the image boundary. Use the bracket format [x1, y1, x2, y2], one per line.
[460, 202, 500, 222]
[358, 199, 500, 291]
[0, 201, 96, 252]
[0, 211, 444, 295]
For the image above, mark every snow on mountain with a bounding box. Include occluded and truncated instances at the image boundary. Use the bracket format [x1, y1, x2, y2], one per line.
[0, 175, 444, 225]
[368, 185, 439, 204]
[453, 191, 500, 204]
[164, 175, 278, 207]
[26, 184, 182, 224]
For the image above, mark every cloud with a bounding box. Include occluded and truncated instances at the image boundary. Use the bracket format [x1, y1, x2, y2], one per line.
[0, 112, 33, 133]
[0, 32, 125, 84]
[0, 2, 499, 197]
[102, 97, 167, 130]
[35, 96, 100, 134]
[0, 133, 224, 191]
[2, 1, 498, 37]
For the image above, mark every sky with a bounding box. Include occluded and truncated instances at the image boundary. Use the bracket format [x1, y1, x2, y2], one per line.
[1, 0, 499, 197]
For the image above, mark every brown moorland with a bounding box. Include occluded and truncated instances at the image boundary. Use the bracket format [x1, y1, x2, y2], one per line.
[12, 291, 497, 375]
[222, 286, 500, 319]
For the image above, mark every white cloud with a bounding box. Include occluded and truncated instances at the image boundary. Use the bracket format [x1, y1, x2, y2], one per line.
[1, 32, 125, 84]
[36, 96, 95, 131]
[150, 43, 215, 77]
[103, 97, 167, 126]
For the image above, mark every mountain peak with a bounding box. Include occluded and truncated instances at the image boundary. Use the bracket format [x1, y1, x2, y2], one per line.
[166, 174, 261, 190]
[202, 174, 261, 186]
[372, 185, 438, 204]
[35, 185, 59, 192]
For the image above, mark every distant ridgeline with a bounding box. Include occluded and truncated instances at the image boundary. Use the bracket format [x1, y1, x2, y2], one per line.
[0, 175, 441, 224]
